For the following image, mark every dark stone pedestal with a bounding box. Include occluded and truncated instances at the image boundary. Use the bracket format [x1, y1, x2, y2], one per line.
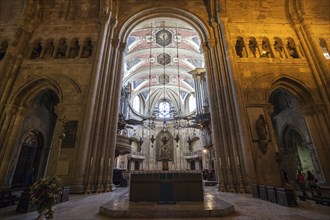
[252, 184, 259, 198]
[129, 171, 203, 202]
[276, 187, 297, 207]
[258, 185, 267, 201]
[16, 190, 36, 213]
[266, 186, 277, 203]
[61, 186, 70, 202]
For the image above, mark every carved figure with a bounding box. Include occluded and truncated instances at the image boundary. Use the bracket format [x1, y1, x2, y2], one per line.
[30, 42, 42, 59]
[56, 40, 68, 58]
[68, 40, 80, 58]
[256, 114, 267, 140]
[44, 41, 55, 58]
[81, 39, 93, 58]
[249, 38, 258, 57]
[0, 41, 9, 60]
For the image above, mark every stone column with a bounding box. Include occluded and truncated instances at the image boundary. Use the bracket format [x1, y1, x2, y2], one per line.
[0, 105, 30, 188]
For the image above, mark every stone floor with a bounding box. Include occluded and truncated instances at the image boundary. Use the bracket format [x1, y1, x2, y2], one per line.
[1, 186, 330, 220]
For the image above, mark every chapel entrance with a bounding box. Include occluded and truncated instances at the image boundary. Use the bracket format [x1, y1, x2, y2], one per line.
[12, 131, 43, 188]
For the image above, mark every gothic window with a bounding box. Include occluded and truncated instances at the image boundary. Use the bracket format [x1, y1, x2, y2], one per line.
[55, 39, 68, 59]
[81, 38, 93, 58]
[44, 39, 55, 58]
[273, 37, 285, 58]
[132, 95, 141, 113]
[68, 38, 80, 58]
[159, 101, 170, 118]
[248, 37, 258, 57]
[30, 40, 43, 59]
[319, 38, 330, 60]
[0, 40, 9, 61]
[261, 37, 274, 58]
[188, 94, 196, 112]
[32, 90, 59, 112]
[235, 37, 246, 58]
[287, 38, 299, 58]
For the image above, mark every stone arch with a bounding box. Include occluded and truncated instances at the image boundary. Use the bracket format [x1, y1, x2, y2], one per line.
[117, 7, 211, 44]
[267, 75, 319, 106]
[268, 77, 324, 183]
[11, 130, 45, 187]
[9, 77, 64, 106]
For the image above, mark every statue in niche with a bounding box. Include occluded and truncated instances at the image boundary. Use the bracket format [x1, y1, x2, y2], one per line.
[235, 38, 244, 57]
[30, 42, 42, 59]
[68, 40, 80, 58]
[56, 40, 68, 58]
[0, 41, 9, 61]
[287, 39, 299, 58]
[160, 146, 170, 171]
[274, 39, 284, 58]
[249, 38, 258, 57]
[255, 114, 269, 154]
[261, 40, 271, 57]
[81, 39, 93, 58]
[44, 41, 55, 58]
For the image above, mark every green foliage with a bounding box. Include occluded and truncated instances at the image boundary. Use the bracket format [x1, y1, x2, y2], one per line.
[30, 176, 62, 212]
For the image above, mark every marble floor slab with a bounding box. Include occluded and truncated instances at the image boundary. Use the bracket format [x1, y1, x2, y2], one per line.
[100, 188, 234, 218]
[0, 186, 329, 220]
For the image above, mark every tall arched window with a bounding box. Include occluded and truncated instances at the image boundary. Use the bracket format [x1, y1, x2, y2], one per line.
[159, 101, 170, 118]
[132, 96, 140, 112]
[188, 95, 196, 112]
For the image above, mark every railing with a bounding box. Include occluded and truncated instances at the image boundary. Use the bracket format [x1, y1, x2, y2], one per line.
[183, 150, 203, 159]
[129, 151, 146, 159]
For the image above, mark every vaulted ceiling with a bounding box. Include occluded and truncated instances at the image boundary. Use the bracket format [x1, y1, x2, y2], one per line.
[123, 17, 204, 118]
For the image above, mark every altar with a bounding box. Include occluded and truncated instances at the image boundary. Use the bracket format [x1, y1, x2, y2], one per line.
[129, 171, 204, 203]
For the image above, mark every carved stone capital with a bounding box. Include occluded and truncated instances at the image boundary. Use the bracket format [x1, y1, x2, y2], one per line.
[17, 105, 30, 117]
[4, 104, 18, 116]
[119, 42, 127, 52]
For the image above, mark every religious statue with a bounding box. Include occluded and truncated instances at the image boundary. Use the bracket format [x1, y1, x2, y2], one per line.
[161, 146, 170, 171]
[56, 40, 68, 58]
[256, 114, 267, 140]
[68, 40, 80, 58]
[81, 39, 93, 58]
[44, 41, 55, 58]
[255, 114, 269, 154]
[30, 42, 42, 59]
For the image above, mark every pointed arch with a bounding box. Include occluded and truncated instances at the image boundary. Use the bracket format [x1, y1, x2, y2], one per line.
[9, 75, 82, 106]
[118, 6, 211, 44]
[267, 75, 320, 105]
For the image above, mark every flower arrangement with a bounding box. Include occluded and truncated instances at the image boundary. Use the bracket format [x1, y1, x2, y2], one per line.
[30, 176, 62, 218]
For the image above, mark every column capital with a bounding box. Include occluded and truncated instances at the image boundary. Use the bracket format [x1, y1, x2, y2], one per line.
[17, 105, 31, 117]
[119, 42, 127, 52]
[4, 104, 18, 116]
